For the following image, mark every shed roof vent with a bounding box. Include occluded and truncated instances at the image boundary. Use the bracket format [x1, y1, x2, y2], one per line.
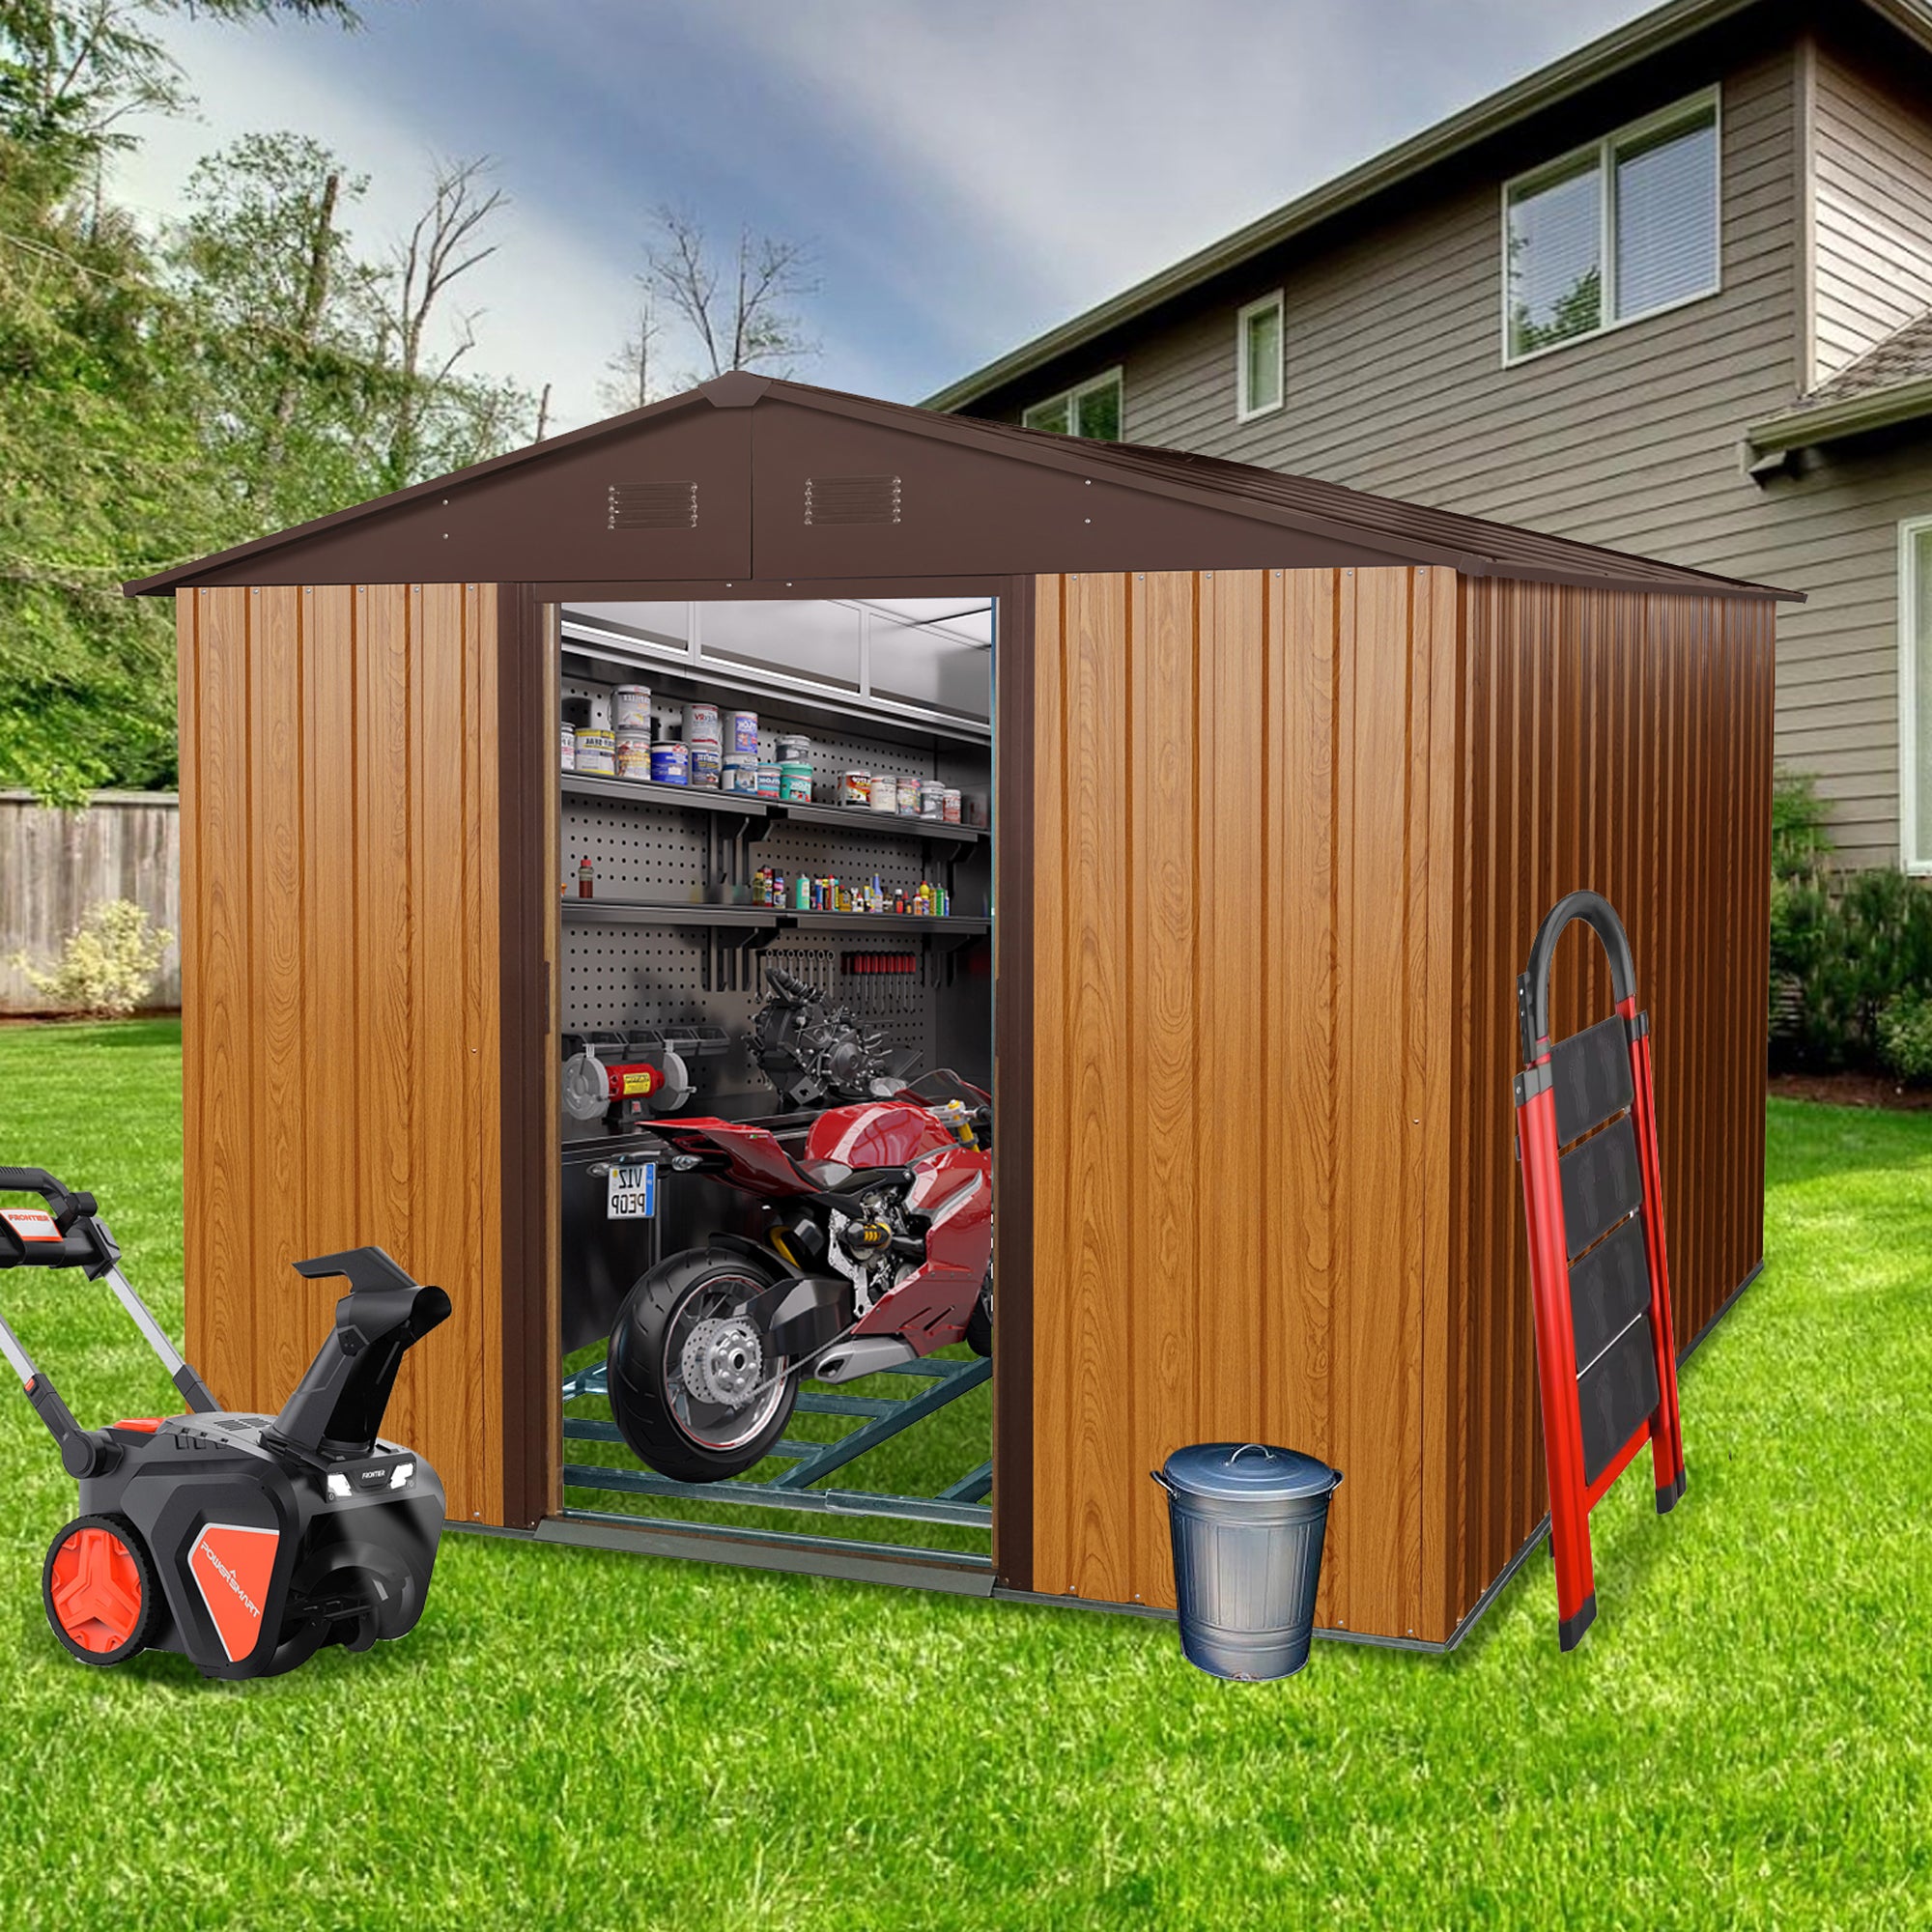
[609, 481, 697, 530]
[805, 474, 901, 526]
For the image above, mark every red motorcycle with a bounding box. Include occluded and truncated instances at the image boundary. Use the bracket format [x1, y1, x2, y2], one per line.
[605, 973, 992, 1481]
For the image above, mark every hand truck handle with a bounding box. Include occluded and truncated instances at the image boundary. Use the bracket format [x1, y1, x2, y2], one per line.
[1518, 890, 1638, 1066]
[0, 1167, 95, 1234]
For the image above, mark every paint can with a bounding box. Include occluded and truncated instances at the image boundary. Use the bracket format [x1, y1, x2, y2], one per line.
[574, 727, 614, 776]
[942, 788, 962, 825]
[754, 761, 781, 799]
[896, 774, 922, 815]
[560, 725, 577, 772]
[690, 744, 722, 790]
[839, 772, 871, 807]
[723, 754, 756, 794]
[684, 701, 721, 747]
[650, 742, 691, 785]
[727, 709, 760, 755]
[919, 780, 947, 819]
[612, 685, 652, 731]
[614, 730, 653, 781]
[776, 732, 811, 764]
[868, 776, 899, 813]
[779, 760, 813, 803]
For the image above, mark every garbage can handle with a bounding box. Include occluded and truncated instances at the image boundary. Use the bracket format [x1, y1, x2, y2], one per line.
[1227, 1443, 1275, 1464]
[1150, 1468, 1177, 1496]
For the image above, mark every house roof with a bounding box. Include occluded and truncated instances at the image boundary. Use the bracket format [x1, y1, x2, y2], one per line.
[125, 373, 1798, 601]
[1746, 307, 1932, 456]
[1803, 308, 1932, 405]
[923, 0, 1932, 415]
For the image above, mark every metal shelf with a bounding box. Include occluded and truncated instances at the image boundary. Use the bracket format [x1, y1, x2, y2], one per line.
[560, 772, 767, 817]
[560, 900, 987, 937]
[784, 911, 990, 935]
[772, 800, 987, 845]
[563, 899, 780, 930]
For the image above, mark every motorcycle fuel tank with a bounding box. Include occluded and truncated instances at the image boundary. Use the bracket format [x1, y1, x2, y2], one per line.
[805, 1102, 957, 1172]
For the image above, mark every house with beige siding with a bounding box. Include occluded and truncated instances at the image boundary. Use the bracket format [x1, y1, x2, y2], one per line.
[930, 0, 1932, 872]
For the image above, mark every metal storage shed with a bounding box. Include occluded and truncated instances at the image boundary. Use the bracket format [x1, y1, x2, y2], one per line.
[128, 372, 1796, 1647]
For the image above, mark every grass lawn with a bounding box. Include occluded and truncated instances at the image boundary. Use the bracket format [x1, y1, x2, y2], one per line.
[1, 1022, 1928, 1929]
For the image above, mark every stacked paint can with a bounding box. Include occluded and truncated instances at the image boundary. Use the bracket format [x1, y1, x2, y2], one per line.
[651, 742, 690, 785]
[727, 710, 759, 755]
[559, 725, 577, 772]
[576, 728, 615, 776]
[615, 731, 652, 780]
[612, 686, 652, 730]
[723, 754, 757, 794]
[868, 775, 898, 814]
[919, 780, 946, 820]
[840, 773, 870, 807]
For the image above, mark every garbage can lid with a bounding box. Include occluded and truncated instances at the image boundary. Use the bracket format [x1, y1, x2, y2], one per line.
[1158, 1441, 1341, 1502]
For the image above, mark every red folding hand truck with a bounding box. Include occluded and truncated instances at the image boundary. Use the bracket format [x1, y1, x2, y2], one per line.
[1513, 891, 1687, 1651]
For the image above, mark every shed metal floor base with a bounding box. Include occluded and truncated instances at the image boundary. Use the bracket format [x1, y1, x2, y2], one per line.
[559, 1350, 993, 1537]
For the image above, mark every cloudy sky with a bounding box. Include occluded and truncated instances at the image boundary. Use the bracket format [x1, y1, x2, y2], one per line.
[117, 0, 1660, 434]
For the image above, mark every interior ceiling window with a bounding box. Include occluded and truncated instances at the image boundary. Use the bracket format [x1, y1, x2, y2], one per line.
[1022, 368, 1122, 440]
[1237, 293, 1285, 419]
[1504, 90, 1719, 363]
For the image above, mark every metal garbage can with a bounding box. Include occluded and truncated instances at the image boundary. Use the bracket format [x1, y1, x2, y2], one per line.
[1151, 1442, 1343, 1680]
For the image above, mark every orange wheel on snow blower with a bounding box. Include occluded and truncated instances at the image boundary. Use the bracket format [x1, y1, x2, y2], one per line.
[43, 1515, 156, 1665]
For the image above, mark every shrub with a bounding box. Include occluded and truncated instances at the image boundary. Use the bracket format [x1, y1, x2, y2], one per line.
[1764, 772, 1932, 1072]
[1878, 991, 1932, 1083]
[10, 900, 173, 1019]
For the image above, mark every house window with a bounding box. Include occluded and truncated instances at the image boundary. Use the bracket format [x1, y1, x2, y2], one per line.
[1902, 518, 1932, 872]
[1237, 293, 1284, 419]
[1022, 369, 1122, 440]
[1504, 90, 1719, 362]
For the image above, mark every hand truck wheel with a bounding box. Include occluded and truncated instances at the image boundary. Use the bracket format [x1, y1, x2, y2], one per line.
[43, 1514, 158, 1666]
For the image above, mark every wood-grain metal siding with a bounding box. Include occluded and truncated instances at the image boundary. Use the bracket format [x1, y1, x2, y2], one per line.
[1030, 565, 1462, 1640]
[177, 583, 504, 1524]
[967, 44, 1932, 869]
[1445, 581, 1773, 1626]
[1028, 569, 1770, 1642]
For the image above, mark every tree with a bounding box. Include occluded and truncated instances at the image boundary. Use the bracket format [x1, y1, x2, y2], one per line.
[372, 154, 509, 491]
[640, 205, 817, 386]
[599, 291, 662, 413]
[0, 0, 357, 169]
[168, 136, 534, 525]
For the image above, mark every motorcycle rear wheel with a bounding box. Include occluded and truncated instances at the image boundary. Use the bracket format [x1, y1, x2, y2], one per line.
[608, 1250, 799, 1482]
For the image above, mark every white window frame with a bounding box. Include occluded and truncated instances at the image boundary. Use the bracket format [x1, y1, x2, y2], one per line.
[1500, 86, 1722, 367]
[1236, 291, 1285, 421]
[1022, 366, 1124, 440]
[1900, 515, 1932, 873]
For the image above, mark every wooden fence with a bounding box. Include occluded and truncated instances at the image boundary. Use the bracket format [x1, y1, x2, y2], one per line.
[0, 791, 181, 1013]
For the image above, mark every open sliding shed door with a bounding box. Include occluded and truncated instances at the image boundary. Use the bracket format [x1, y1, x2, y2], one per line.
[177, 582, 511, 1525]
[1024, 566, 1463, 1643]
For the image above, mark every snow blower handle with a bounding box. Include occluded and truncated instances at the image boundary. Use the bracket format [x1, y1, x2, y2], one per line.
[266, 1247, 452, 1460]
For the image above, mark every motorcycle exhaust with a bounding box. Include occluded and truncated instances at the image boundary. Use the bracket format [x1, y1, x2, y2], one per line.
[812, 1337, 916, 1384]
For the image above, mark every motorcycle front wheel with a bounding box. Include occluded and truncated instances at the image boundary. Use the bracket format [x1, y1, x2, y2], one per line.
[607, 1250, 798, 1482]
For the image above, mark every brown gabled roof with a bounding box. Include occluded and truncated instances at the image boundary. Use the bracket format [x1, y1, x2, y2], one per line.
[127, 373, 1799, 601]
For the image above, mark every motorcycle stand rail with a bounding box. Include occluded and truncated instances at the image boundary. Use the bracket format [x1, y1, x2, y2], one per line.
[560, 1353, 994, 1538]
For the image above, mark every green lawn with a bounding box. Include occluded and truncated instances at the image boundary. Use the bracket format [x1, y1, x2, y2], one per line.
[1, 1023, 1927, 1930]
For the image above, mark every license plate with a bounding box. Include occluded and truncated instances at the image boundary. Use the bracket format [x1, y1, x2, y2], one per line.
[607, 1162, 656, 1219]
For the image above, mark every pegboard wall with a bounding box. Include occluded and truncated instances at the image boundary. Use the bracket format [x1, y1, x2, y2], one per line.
[559, 659, 990, 1115]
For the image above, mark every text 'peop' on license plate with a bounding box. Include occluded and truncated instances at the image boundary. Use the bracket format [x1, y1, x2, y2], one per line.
[607, 1162, 656, 1219]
